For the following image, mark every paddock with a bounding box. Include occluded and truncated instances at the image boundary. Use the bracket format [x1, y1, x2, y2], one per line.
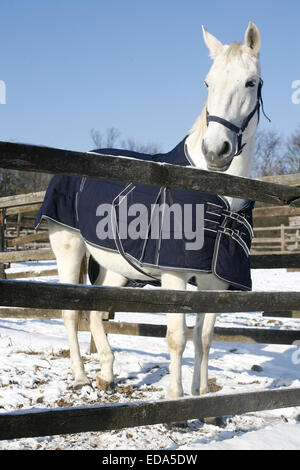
[0, 141, 300, 445]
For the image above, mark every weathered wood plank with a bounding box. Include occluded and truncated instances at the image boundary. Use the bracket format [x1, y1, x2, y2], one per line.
[254, 225, 300, 232]
[254, 226, 283, 232]
[252, 237, 282, 243]
[0, 174, 298, 212]
[1, 142, 300, 206]
[0, 307, 62, 318]
[0, 249, 55, 262]
[1, 387, 300, 440]
[253, 205, 300, 218]
[103, 321, 300, 345]
[0, 191, 45, 209]
[258, 173, 300, 186]
[6, 219, 46, 231]
[1, 251, 300, 269]
[6, 231, 49, 247]
[213, 325, 300, 344]
[1, 279, 300, 313]
[250, 253, 300, 269]
[0, 252, 298, 278]
[0, 308, 298, 345]
[4, 268, 57, 280]
[262, 310, 300, 318]
[6, 204, 41, 216]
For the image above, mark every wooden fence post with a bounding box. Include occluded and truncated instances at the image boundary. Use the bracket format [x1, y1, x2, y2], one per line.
[15, 213, 22, 250]
[281, 224, 285, 252]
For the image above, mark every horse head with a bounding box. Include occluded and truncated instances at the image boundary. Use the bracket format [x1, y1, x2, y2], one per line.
[201, 22, 261, 172]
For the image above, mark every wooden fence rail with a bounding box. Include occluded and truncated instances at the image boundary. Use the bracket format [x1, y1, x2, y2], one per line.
[2, 279, 300, 314]
[1, 172, 299, 209]
[0, 190, 45, 210]
[1, 387, 300, 441]
[1, 141, 300, 206]
[2, 250, 300, 268]
[5, 231, 49, 247]
[1, 308, 300, 344]
[4, 268, 58, 280]
[0, 249, 54, 263]
[102, 321, 300, 345]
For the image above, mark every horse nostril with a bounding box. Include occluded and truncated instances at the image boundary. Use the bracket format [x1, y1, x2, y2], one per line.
[219, 141, 231, 157]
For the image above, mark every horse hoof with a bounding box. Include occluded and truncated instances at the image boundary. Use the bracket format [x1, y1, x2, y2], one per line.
[202, 416, 226, 427]
[96, 375, 116, 394]
[73, 380, 92, 391]
[105, 383, 117, 395]
[165, 421, 188, 431]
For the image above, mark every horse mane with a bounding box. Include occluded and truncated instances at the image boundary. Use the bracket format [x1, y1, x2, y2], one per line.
[225, 41, 259, 58]
[188, 99, 207, 138]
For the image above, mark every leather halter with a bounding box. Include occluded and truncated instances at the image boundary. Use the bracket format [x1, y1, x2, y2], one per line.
[206, 79, 270, 157]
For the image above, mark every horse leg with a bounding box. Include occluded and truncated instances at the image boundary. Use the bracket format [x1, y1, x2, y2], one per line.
[192, 274, 228, 395]
[89, 269, 127, 393]
[192, 312, 217, 395]
[48, 222, 89, 389]
[163, 272, 188, 399]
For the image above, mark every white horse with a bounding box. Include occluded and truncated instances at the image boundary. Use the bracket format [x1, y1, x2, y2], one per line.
[48, 22, 262, 399]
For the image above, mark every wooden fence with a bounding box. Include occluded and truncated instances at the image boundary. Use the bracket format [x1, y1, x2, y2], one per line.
[1, 387, 300, 441]
[1, 141, 300, 441]
[0, 191, 45, 254]
[252, 223, 300, 254]
[252, 174, 300, 254]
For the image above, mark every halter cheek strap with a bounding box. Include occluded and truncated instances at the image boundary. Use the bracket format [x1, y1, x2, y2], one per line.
[206, 79, 270, 157]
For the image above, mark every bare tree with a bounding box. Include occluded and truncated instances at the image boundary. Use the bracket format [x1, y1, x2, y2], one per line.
[252, 129, 285, 177]
[120, 138, 161, 154]
[284, 125, 300, 172]
[0, 168, 52, 197]
[91, 127, 161, 155]
[0, 169, 20, 197]
[91, 127, 121, 149]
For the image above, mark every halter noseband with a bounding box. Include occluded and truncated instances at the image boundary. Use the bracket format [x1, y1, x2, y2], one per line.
[206, 79, 270, 157]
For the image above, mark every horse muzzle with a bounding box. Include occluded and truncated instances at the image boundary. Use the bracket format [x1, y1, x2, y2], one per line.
[201, 139, 234, 172]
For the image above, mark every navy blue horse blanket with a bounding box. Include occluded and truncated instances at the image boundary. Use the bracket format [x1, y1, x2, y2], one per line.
[35, 137, 254, 290]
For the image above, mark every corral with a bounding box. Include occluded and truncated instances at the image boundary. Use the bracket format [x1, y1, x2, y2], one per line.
[0, 142, 300, 446]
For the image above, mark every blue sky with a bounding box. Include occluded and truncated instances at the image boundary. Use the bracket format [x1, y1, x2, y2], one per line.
[0, 0, 299, 153]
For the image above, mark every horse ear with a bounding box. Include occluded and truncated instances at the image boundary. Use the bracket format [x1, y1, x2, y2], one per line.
[202, 25, 223, 59]
[244, 22, 261, 55]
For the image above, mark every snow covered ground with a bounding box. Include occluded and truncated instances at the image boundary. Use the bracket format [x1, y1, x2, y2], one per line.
[0, 262, 300, 450]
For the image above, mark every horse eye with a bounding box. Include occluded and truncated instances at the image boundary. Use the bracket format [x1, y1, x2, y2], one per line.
[204, 81, 209, 88]
[245, 81, 255, 88]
